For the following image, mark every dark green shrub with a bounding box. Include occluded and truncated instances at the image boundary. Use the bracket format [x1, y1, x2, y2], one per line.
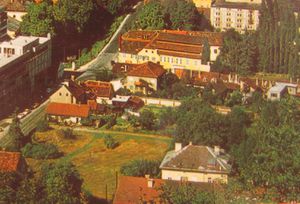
[21, 143, 62, 159]
[59, 128, 76, 139]
[120, 159, 161, 178]
[36, 120, 49, 132]
[103, 135, 118, 149]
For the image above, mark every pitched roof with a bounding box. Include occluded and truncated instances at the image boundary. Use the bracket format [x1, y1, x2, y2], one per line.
[120, 30, 223, 59]
[127, 62, 166, 78]
[113, 176, 165, 204]
[160, 144, 231, 174]
[113, 176, 220, 204]
[0, 151, 22, 172]
[46, 103, 90, 118]
[0, 0, 27, 12]
[83, 80, 114, 98]
[66, 80, 86, 100]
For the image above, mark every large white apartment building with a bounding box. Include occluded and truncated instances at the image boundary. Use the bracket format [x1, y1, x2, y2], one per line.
[0, 35, 52, 117]
[211, 0, 261, 33]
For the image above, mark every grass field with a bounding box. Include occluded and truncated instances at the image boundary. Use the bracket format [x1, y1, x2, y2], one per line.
[31, 128, 172, 201]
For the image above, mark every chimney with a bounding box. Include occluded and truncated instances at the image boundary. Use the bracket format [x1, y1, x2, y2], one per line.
[214, 146, 220, 156]
[175, 143, 182, 152]
[147, 179, 154, 188]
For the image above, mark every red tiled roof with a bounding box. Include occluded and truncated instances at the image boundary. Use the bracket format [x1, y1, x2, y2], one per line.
[0, 151, 21, 172]
[113, 176, 165, 204]
[127, 62, 166, 78]
[120, 30, 223, 59]
[83, 80, 114, 98]
[46, 103, 90, 118]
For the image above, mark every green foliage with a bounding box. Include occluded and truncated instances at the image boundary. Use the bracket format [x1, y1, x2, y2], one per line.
[115, 87, 132, 96]
[225, 91, 243, 107]
[120, 159, 161, 178]
[53, 0, 94, 33]
[233, 99, 300, 201]
[0, 172, 19, 203]
[105, 0, 126, 15]
[159, 182, 216, 204]
[106, 115, 117, 129]
[139, 109, 156, 130]
[21, 143, 62, 159]
[202, 38, 210, 65]
[103, 135, 118, 149]
[59, 128, 76, 139]
[135, 1, 165, 30]
[80, 117, 94, 126]
[175, 99, 229, 146]
[20, 1, 54, 36]
[41, 162, 83, 204]
[36, 120, 49, 132]
[6, 114, 24, 152]
[158, 107, 177, 129]
[163, 0, 202, 30]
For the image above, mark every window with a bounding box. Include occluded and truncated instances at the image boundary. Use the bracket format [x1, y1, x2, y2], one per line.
[181, 177, 188, 182]
[271, 93, 278, 98]
[186, 59, 189, 65]
[179, 58, 182, 64]
[59, 93, 62, 96]
[214, 49, 218, 54]
[66, 93, 69, 96]
[168, 177, 172, 180]
[145, 50, 148, 53]
[208, 178, 212, 183]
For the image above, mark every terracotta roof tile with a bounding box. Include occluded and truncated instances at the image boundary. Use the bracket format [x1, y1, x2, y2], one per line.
[0, 151, 22, 172]
[127, 62, 166, 78]
[113, 176, 164, 204]
[46, 103, 90, 118]
[83, 80, 114, 98]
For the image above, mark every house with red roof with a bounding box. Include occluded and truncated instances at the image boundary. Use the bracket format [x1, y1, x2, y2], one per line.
[46, 102, 90, 124]
[82, 80, 114, 102]
[0, 151, 27, 174]
[125, 61, 166, 94]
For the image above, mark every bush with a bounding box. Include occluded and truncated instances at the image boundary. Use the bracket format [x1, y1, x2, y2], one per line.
[59, 128, 76, 139]
[103, 135, 118, 149]
[120, 159, 161, 178]
[106, 115, 117, 129]
[21, 143, 62, 159]
[36, 120, 49, 132]
[139, 109, 156, 130]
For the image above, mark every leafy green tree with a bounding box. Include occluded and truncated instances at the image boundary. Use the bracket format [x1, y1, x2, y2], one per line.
[21, 143, 62, 159]
[139, 109, 156, 130]
[202, 38, 210, 65]
[159, 182, 216, 204]
[175, 99, 229, 146]
[234, 99, 300, 201]
[103, 135, 118, 149]
[135, 1, 165, 30]
[158, 107, 177, 129]
[163, 0, 202, 30]
[120, 159, 161, 178]
[36, 119, 49, 132]
[20, 1, 54, 36]
[59, 128, 76, 139]
[42, 162, 83, 204]
[225, 91, 243, 107]
[53, 0, 94, 34]
[0, 172, 19, 203]
[6, 113, 24, 152]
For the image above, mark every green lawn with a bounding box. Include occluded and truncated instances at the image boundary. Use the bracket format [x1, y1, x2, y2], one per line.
[31, 128, 172, 201]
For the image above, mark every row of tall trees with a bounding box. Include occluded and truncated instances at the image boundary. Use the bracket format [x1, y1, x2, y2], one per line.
[214, 0, 300, 77]
[135, 0, 212, 31]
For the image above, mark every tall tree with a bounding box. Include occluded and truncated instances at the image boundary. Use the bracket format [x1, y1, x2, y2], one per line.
[202, 38, 210, 65]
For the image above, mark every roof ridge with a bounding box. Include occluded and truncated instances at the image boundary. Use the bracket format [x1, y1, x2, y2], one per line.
[206, 146, 227, 170]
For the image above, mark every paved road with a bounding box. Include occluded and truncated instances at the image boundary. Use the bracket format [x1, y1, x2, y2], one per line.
[76, 3, 142, 81]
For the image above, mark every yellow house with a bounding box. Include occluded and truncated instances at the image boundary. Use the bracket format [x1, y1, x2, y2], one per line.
[191, 0, 212, 8]
[118, 30, 223, 78]
[160, 143, 231, 184]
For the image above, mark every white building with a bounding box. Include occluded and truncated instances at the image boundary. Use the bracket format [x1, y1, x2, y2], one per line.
[267, 82, 298, 101]
[160, 143, 231, 184]
[211, 0, 261, 33]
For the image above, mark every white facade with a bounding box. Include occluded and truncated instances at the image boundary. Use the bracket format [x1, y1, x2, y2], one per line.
[211, 6, 260, 33]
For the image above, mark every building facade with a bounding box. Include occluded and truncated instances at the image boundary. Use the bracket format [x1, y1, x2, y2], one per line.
[211, 0, 261, 33]
[0, 35, 52, 118]
[117, 30, 223, 77]
[190, 0, 212, 8]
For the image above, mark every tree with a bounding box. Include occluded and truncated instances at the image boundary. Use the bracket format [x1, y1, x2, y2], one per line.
[0, 172, 19, 203]
[103, 135, 118, 149]
[225, 90, 243, 107]
[6, 113, 24, 152]
[53, 0, 94, 34]
[120, 159, 161, 178]
[202, 38, 210, 65]
[20, 1, 55, 36]
[163, 0, 202, 30]
[234, 99, 300, 201]
[135, 1, 165, 30]
[42, 162, 83, 204]
[158, 107, 177, 129]
[36, 119, 49, 132]
[159, 182, 216, 204]
[175, 99, 229, 146]
[105, 0, 126, 15]
[139, 109, 156, 130]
